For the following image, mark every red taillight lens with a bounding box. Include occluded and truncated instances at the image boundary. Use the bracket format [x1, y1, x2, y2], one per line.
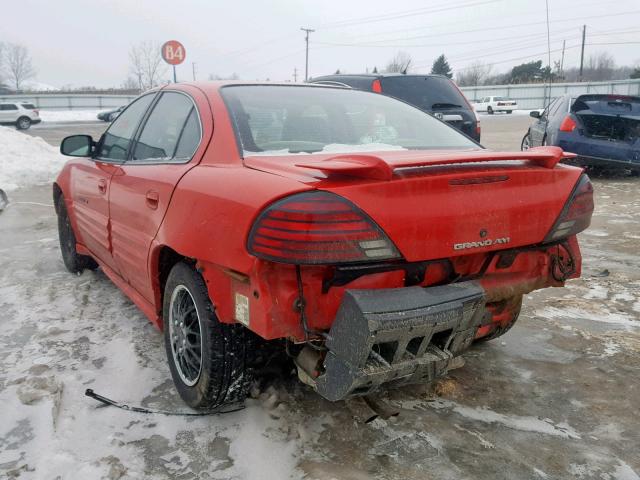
[559, 115, 577, 132]
[248, 191, 401, 264]
[371, 79, 382, 93]
[544, 175, 594, 242]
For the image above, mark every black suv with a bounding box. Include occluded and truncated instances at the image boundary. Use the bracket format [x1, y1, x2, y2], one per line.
[310, 74, 480, 142]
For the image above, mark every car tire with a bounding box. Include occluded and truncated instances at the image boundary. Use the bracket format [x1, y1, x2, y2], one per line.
[163, 262, 255, 410]
[487, 106, 494, 115]
[506, 110, 513, 114]
[16, 116, 31, 130]
[56, 195, 98, 273]
[521, 132, 531, 151]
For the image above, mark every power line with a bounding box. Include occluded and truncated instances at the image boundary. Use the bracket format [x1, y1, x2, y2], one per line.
[318, 9, 640, 47]
[317, 0, 500, 29]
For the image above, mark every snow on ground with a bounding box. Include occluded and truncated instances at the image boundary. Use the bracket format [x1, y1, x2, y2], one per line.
[0, 126, 66, 191]
[38, 109, 104, 123]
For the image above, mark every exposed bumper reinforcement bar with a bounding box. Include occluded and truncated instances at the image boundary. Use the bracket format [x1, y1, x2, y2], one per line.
[314, 282, 486, 401]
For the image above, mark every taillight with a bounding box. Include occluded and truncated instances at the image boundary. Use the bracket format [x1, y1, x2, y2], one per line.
[544, 174, 594, 242]
[559, 115, 577, 132]
[248, 191, 401, 264]
[34, 109, 40, 115]
[371, 79, 382, 93]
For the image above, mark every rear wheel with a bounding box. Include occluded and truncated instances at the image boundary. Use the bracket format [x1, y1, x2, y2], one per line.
[16, 116, 31, 130]
[56, 195, 98, 273]
[487, 106, 494, 115]
[163, 262, 255, 409]
[521, 132, 531, 150]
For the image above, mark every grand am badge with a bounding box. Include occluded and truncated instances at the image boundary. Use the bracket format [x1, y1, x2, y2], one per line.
[453, 237, 510, 250]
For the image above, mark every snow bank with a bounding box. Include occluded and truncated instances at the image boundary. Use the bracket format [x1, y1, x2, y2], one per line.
[0, 126, 66, 191]
[39, 109, 103, 122]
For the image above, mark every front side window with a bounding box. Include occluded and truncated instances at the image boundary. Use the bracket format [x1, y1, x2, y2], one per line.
[97, 94, 155, 161]
[222, 85, 478, 156]
[0, 104, 18, 111]
[132, 92, 200, 163]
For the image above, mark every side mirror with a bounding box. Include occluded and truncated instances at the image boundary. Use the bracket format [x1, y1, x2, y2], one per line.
[60, 135, 94, 157]
[529, 110, 541, 119]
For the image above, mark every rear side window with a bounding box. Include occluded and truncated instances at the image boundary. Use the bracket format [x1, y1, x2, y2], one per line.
[0, 104, 18, 111]
[21, 103, 36, 109]
[132, 92, 200, 163]
[97, 94, 155, 161]
[379, 76, 469, 111]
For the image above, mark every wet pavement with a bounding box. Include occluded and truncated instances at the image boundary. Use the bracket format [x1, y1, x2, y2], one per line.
[0, 117, 639, 479]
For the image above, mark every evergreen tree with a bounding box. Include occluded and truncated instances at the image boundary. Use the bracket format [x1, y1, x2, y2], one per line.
[431, 54, 452, 78]
[372, 66, 378, 74]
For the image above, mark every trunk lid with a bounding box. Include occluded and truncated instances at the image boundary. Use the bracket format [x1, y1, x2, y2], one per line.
[244, 148, 582, 261]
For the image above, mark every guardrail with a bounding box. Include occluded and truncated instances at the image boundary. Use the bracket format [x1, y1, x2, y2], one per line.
[0, 93, 138, 110]
[460, 79, 640, 110]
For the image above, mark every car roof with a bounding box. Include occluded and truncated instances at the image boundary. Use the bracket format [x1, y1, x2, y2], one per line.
[312, 73, 451, 80]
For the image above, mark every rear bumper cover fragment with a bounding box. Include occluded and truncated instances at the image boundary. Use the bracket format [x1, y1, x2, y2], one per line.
[315, 281, 486, 401]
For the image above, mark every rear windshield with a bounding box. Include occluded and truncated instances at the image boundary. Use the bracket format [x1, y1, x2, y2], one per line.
[21, 103, 36, 109]
[221, 85, 478, 156]
[379, 76, 469, 111]
[494, 97, 507, 101]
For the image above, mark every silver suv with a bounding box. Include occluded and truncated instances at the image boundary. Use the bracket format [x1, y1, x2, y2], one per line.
[0, 102, 41, 129]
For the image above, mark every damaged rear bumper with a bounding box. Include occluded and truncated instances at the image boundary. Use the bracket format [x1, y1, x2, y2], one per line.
[305, 282, 486, 401]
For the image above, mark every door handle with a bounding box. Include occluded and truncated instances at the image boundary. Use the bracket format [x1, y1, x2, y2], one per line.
[98, 179, 107, 194]
[145, 190, 159, 210]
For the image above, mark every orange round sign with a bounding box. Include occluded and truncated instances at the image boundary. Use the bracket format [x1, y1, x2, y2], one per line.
[161, 40, 186, 65]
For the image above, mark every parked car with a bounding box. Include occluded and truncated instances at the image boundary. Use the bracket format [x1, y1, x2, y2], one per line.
[0, 102, 41, 129]
[97, 105, 125, 122]
[522, 94, 640, 173]
[55, 82, 592, 409]
[474, 96, 518, 114]
[310, 74, 481, 142]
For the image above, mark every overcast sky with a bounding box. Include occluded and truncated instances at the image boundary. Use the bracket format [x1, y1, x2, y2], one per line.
[4, 0, 640, 88]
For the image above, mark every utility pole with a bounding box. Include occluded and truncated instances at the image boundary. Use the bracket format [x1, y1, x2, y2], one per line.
[293, 67, 298, 82]
[192, 62, 197, 81]
[560, 40, 566, 78]
[301, 27, 314, 81]
[579, 25, 586, 81]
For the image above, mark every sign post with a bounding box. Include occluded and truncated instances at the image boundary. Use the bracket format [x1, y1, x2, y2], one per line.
[161, 40, 186, 83]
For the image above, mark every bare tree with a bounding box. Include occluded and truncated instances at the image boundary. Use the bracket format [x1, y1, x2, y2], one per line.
[129, 41, 167, 90]
[385, 51, 412, 74]
[5, 43, 36, 91]
[585, 52, 615, 81]
[121, 76, 140, 91]
[456, 61, 492, 86]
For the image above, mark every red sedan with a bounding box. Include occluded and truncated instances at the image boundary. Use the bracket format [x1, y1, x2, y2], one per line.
[55, 82, 593, 408]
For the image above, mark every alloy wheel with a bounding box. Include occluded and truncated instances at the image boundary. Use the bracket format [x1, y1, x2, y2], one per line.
[169, 285, 203, 386]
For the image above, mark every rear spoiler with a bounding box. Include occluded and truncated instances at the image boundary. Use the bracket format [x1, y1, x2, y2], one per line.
[295, 146, 576, 181]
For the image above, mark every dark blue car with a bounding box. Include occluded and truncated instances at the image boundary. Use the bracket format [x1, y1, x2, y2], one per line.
[522, 94, 640, 173]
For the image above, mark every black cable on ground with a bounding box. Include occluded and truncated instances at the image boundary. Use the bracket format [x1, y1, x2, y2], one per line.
[85, 389, 245, 416]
